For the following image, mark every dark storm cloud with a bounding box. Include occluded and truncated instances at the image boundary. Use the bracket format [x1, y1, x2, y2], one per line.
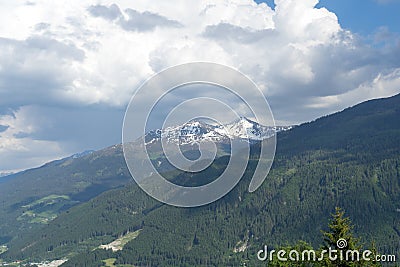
[88, 4, 182, 32]
[0, 104, 125, 171]
[21, 105, 124, 150]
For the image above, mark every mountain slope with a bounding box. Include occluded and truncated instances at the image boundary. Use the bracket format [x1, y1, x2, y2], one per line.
[278, 93, 400, 156]
[0, 116, 286, 246]
[2, 94, 400, 265]
[0, 145, 132, 244]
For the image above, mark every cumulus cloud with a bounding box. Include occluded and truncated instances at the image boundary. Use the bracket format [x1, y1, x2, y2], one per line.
[204, 23, 274, 43]
[0, 106, 67, 172]
[88, 4, 122, 20]
[306, 69, 400, 109]
[0, 0, 399, 172]
[88, 4, 182, 32]
[120, 8, 182, 31]
[0, 36, 84, 108]
[0, 105, 124, 173]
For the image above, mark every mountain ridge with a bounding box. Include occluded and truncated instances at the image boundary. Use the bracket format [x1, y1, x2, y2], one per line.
[144, 116, 292, 145]
[1, 93, 399, 265]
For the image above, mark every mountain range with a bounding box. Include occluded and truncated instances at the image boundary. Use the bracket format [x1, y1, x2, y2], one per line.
[144, 117, 291, 145]
[0, 94, 399, 266]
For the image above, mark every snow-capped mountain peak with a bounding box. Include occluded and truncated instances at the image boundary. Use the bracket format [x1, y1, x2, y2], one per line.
[216, 117, 272, 141]
[144, 117, 292, 145]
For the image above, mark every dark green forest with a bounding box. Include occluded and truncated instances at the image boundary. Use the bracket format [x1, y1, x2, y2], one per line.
[1, 94, 399, 266]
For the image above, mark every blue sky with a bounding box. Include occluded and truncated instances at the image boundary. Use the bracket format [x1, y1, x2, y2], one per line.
[257, 0, 400, 35]
[318, 0, 400, 34]
[0, 0, 399, 173]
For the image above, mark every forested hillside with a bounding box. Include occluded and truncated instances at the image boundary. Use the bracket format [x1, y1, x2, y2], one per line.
[0, 145, 132, 245]
[1, 94, 399, 266]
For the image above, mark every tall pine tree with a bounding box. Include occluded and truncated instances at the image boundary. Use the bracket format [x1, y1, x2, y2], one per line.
[321, 207, 380, 267]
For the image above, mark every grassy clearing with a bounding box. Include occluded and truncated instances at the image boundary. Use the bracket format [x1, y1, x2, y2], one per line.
[103, 258, 136, 267]
[17, 210, 58, 224]
[103, 258, 117, 266]
[118, 230, 141, 247]
[73, 181, 91, 190]
[0, 245, 7, 254]
[22, 195, 70, 209]
[99, 230, 141, 252]
[17, 195, 71, 224]
[29, 211, 58, 223]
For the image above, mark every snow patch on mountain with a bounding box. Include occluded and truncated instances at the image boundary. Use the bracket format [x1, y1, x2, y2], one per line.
[0, 171, 14, 178]
[71, 150, 95, 159]
[144, 117, 292, 145]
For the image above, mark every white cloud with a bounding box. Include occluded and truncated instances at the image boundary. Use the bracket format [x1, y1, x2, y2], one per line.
[0, 106, 69, 172]
[1, 0, 391, 108]
[306, 68, 400, 109]
[87, 4, 182, 32]
[0, 0, 399, 171]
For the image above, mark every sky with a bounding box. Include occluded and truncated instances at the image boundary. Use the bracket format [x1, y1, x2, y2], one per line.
[0, 0, 399, 173]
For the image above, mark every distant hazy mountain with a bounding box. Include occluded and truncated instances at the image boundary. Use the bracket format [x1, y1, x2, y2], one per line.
[0, 144, 131, 244]
[0, 172, 13, 178]
[70, 150, 95, 159]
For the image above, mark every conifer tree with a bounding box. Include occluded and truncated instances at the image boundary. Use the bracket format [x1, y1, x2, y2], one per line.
[321, 207, 380, 267]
